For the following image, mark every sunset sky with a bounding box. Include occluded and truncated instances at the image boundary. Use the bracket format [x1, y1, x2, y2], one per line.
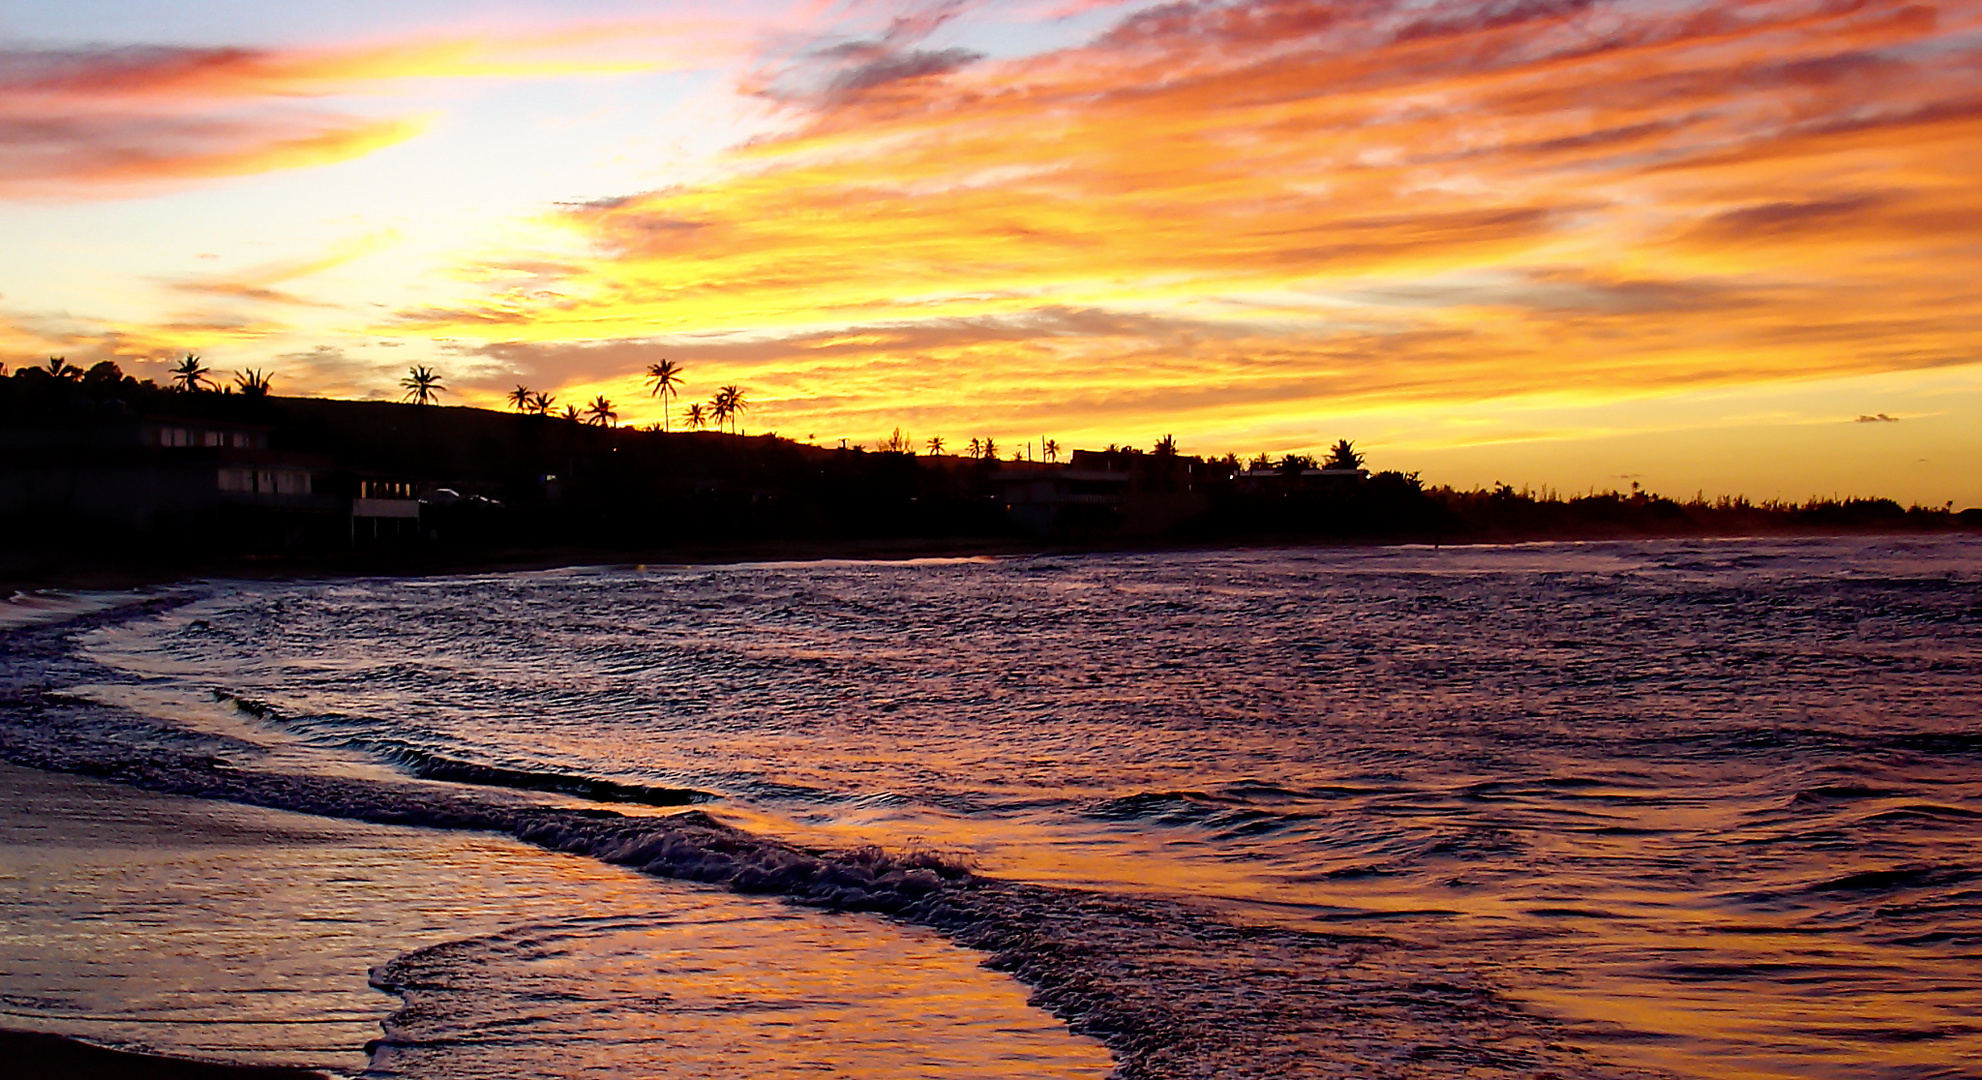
[4, 0, 1979, 504]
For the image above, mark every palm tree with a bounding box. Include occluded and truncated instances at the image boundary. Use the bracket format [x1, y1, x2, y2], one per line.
[169, 354, 210, 392]
[644, 359, 682, 431]
[529, 391, 555, 415]
[966, 437, 981, 458]
[401, 365, 444, 405]
[684, 402, 707, 430]
[1042, 438, 1059, 463]
[586, 395, 618, 427]
[981, 437, 997, 460]
[1154, 434, 1177, 457]
[926, 435, 945, 455]
[1325, 439, 1364, 470]
[234, 369, 273, 397]
[43, 356, 82, 380]
[562, 403, 583, 423]
[712, 384, 748, 434]
[508, 385, 534, 412]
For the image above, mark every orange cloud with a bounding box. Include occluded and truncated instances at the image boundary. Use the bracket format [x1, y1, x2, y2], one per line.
[406, 0, 1982, 438]
[0, 115, 427, 197]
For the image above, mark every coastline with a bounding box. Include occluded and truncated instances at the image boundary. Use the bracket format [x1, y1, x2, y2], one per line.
[6, 542, 1979, 1079]
[0, 601, 1644, 1080]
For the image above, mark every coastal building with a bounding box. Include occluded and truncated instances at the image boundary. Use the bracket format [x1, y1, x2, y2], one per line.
[1235, 464, 1370, 492]
[348, 475, 423, 543]
[995, 449, 1211, 537]
[0, 408, 341, 544]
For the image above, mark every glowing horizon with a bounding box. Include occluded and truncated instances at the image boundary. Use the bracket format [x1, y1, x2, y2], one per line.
[4, 0, 1979, 505]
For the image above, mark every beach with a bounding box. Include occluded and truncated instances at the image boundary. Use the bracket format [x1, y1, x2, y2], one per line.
[0, 764, 1117, 1079]
[3, 536, 1980, 1079]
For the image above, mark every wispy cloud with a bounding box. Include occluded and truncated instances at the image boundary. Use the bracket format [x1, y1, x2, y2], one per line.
[0, 24, 733, 198]
[392, 0, 1982, 434]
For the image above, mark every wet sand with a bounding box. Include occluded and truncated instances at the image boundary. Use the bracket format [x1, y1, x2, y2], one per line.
[0, 1028, 329, 1079]
[0, 759, 1119, 1080]
[0, 761, 512, 1077]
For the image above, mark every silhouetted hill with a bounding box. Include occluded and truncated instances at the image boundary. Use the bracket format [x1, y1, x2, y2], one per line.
[2, 364, 1975, 579]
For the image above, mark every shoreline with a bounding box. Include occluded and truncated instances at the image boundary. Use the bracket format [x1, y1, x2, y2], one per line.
[5, 520, 1976, 593]
[0, 604, 1643, 1080]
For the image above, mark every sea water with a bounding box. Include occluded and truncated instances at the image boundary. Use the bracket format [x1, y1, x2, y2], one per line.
[10, 536, 1981, 1078]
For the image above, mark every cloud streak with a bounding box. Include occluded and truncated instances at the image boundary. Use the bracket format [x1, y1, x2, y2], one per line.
[388, 0, 1980, 442]
[0, 24, 731, 197]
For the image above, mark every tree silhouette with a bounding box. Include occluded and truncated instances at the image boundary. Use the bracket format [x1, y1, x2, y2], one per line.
[685, 402, 707, 430]
[645, 359, 683, 431]
[508, 385, 534, 412]
[1154, 434, 1178, 457]
[712, 385, 748, 434]
[528, 391, 554, 415]
[401, 365, 444, 405]
[234, 369, 273, 397]
[170, 354, 210, 392]
[882, 427, 913, 453]
[926, 435, 945, 455]
[966, 437, 981, 458]
[562, 403, 582, 423]
[1325, 439, 1364, 470]
[981, 436, 997, 460]
[1042, 438, 1059, 463]
[586, 395, 618, 426]
[44, 356, 82, 381]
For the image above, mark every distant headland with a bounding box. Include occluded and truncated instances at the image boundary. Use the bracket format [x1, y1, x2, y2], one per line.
[3, 358, 1975, 588]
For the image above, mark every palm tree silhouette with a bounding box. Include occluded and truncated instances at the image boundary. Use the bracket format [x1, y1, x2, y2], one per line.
[981, 436, 997, 460]
[562, 403, 582, 423]
[685, 402, 707, 430]
[966, 437, 981, 458]
[401, 365, 444, 405]
[44, 356, 82, 380]
[529, 391, 554, 415]
[508, 385, 534, 412]
[712, 385, 747, 434]
[235, 369, 273, 397]
[926, 435, 945, 455]
[586, 395, 618, 426]
[1325, 439, 1364, 469]
[1042, 438, 1059, 463]
[170, 354, 210, 392]
[1154, 434, 1177, 457]
[644, 359, 682, 431]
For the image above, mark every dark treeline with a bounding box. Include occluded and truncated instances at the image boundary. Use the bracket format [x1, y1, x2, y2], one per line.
[1199, 474, 1973, 544]
[2, 361, 1975, 570]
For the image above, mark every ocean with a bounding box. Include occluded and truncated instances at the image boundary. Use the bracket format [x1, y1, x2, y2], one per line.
[3, 535, 1979, 1079]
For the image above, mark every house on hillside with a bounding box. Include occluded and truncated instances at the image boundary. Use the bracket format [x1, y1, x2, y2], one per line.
[0, 409, 341, 545]
[346, 474, 422, 543]
[995, 449, 1212, 538]
[1235, 464, 1369, 493]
